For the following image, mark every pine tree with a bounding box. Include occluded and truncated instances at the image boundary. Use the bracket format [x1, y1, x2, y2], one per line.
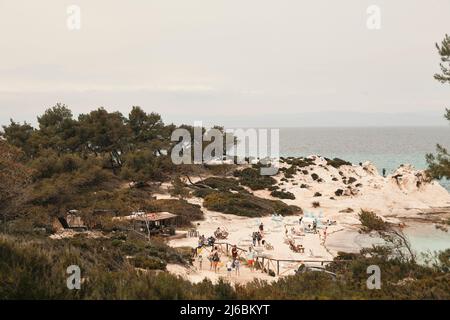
[426, 35, 450, 180]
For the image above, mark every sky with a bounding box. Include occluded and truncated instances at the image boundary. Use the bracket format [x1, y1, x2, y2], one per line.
[0, 0, 450, 127]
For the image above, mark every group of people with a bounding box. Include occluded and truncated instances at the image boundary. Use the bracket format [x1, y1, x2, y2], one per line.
[199, 245, 242, 277]
[251, 222, 264, 246]
[194, 232, 243, 277]
[193, 217, 331, 276]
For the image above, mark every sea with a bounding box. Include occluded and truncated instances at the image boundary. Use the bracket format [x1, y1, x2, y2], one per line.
[279, 126, 450, 191]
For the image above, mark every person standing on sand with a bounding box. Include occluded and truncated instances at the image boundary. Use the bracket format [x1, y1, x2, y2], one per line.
[247, 247, 255, 272]
[226, 260, 233, 278]
[198, 254, 203, 270]
[252, 232, 257, 246]
[257, 231, 262, 246]
[234, 258, 240, 276]
[209, 246, 218, 270]
[212, 251, 220, 273]
[208, 251, 213, 270]
[259, 222, 264, 235]
[231, 245, 238, 262]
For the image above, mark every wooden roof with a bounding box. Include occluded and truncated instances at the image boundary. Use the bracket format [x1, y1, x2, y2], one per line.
[120, 212, 178, 222]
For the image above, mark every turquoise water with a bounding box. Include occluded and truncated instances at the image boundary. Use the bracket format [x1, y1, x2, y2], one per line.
[279, 127, 450, 191]
[404, 223, 450, 256]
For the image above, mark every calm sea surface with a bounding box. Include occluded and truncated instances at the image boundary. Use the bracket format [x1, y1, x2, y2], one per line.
[279, 127, 450, 191]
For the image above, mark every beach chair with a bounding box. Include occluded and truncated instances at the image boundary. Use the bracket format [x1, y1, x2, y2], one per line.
[214, 227, 229, 239]
[264, 241, 274, 250]
[288, 239, 305, 253]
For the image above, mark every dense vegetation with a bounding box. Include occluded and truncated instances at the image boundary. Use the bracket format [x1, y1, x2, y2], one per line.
[202, 191, 301, 217]
[358, 210, 388, 232]
[233, 167, 277, 190]
[270, 190, 296, 200]
[427, 35, 450, 180]
[1, 234, 448, 299]
[0, 105, 236, 231]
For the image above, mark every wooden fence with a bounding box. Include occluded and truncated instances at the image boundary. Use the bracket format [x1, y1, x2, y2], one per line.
[214, 242, 341, 276]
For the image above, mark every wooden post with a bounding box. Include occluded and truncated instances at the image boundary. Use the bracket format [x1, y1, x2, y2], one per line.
[277, 260, 280, 276]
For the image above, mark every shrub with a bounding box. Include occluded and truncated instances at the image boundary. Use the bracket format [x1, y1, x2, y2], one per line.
[203, 191, 301, 217]
[132, 255, 167, 270]
[358, 210, 388, 232]
[312, 201, 320, 208]
[326, 158, 352, 168]
[193, 188, 215, 198]
[270, 190, 296, 200]
[313, 192, 322, 197]
[195, 177, 245, 193]
[233, 168, 276, 190]
[347, 177, 357, 184]
[283, 166, 297, 179]
[284, 157, 315, 167]
[311, 173, 319, 181]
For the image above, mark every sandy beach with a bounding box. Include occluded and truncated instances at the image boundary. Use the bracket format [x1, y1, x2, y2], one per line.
[162, 156, 450, 284]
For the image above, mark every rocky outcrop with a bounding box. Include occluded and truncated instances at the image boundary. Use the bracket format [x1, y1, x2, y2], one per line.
[272, 155, 450, 217]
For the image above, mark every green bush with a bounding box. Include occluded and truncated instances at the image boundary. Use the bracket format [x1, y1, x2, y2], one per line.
[270, 190, 296, 200]
[233, 168, 276, 190]
[358, 210, 388, 232]
[196, 177, 246, 193]
[132, 255, 166, 270]
[325, 158, 352, 168]
[203, 191, 301, 217]
[284, 157, 315, 167]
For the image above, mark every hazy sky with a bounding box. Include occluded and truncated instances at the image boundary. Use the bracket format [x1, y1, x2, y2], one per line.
[1, 0, 450, 127]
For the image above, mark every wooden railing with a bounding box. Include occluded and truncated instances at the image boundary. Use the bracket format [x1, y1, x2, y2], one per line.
[213, 241, 342, 276]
